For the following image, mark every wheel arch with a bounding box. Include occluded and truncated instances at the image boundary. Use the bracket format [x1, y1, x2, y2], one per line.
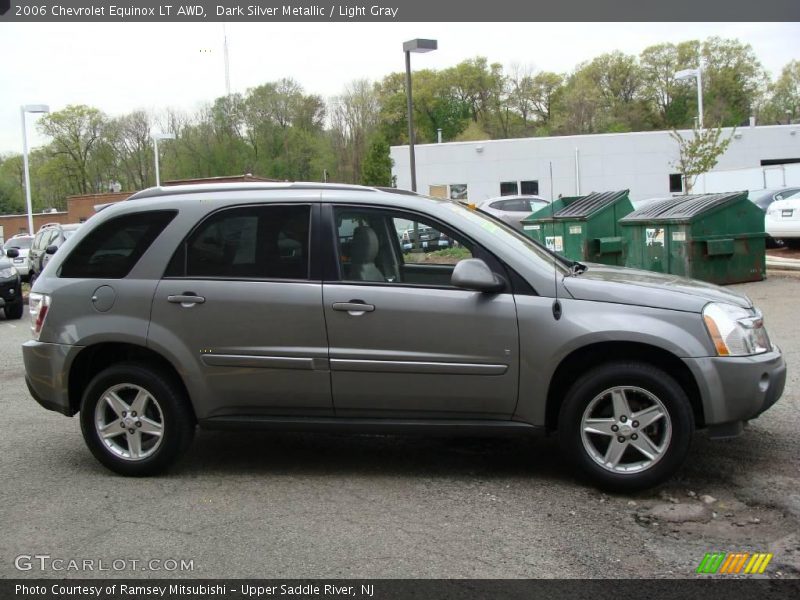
[68, 342, 195, 421]
[545, 341, 704, 432]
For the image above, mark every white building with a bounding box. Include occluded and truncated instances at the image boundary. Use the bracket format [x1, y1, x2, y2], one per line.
[390, 124, 800, 203]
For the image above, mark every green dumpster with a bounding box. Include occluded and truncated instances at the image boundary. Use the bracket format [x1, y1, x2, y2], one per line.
[520, 195, 579, 251]
[552, 190, 634, 265]
[521, 191, 633, 265]
[620, 191, 766, 284]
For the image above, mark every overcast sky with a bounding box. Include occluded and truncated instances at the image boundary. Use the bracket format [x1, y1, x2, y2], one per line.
[1, 21, 798, 154]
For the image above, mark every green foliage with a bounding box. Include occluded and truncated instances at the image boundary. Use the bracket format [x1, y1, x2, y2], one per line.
[361, 137, 393, 186]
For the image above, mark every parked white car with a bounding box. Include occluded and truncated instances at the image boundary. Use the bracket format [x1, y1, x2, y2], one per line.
[477, 195, 550, 231]
[3, 234, 33, 281]
[765, 190, 800, 246]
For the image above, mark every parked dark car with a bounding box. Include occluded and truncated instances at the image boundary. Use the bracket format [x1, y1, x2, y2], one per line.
[28, 223, 81, 282]
[0, 247, 24, 319]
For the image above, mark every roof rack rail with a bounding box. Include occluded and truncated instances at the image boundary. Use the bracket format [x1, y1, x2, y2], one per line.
[38, 222, 61, 231]
[126, 181, 376, 201]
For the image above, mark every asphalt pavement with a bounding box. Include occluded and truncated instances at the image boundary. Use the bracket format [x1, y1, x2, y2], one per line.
[0, 274, 798, 579]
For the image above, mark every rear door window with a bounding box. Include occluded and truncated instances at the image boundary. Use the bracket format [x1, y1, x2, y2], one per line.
[168, 205, 311, 280]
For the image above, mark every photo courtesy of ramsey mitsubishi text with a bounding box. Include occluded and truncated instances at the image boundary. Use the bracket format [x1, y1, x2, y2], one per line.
[1, 0, 799, 598]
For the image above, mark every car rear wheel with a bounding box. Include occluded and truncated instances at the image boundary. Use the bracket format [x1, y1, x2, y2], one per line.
[558, 361, 693, 491]
[79, 363, 195, 476]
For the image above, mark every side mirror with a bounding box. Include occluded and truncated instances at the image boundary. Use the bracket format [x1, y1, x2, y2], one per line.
[45, 245, 58, 255]
[451, 258, 505, 293]
[6, 248, 19, 259]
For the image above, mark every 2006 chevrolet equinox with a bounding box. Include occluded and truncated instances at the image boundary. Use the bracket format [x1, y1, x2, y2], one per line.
[22, 183, 786, 490]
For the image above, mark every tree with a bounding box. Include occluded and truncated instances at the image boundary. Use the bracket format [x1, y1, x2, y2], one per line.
[330, 79, 380, 183]
[670, 125, 733, 193]
[699, 37, 768, 126]
[761, 60, 800, 124]
[37, 105, 108, 195]
[361, 137, 393, 186]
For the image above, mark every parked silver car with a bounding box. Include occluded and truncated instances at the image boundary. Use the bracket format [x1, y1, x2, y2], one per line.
[22, 183, 785, 490]
[477, 195, 550, 230]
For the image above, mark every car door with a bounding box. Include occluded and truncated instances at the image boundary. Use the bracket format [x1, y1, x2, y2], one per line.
[322, 204, 519, 419]
[149, 202, 332, 419]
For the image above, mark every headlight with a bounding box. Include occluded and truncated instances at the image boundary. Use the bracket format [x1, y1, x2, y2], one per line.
[0, 266, 16, 279]
[703, 302, 771, 356]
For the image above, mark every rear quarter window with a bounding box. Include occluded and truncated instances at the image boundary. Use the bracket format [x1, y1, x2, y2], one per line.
[59, 211, 176, 279]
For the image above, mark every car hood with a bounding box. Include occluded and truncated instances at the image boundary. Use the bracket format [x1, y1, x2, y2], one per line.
[563, 264, 752, 313]
[0, 256, 13, 271]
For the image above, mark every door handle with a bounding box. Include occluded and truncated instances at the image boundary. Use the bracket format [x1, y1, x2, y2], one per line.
[332, 300, 375, 315]
[168, 293, 206, 307]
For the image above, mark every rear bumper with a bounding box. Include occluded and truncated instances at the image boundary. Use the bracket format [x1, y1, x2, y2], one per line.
[22, 339, 81, 416]
[683, 348, 786, 432]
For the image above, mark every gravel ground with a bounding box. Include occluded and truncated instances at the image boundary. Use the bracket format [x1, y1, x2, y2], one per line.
[0, 273, 797, 579]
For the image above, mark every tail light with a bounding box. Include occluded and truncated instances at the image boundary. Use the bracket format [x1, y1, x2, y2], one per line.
[29, 292, 50, 340]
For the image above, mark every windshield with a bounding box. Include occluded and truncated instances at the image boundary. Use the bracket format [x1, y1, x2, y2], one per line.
[5, 237, 32, 250]
[443, 201, 572, 273]
[63, 230, 77, 240]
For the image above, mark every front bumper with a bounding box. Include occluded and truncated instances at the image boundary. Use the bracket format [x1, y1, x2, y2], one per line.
[0, 274, 21, 305]
[22, 339, 82, 416]
[683, 347, 786, 432]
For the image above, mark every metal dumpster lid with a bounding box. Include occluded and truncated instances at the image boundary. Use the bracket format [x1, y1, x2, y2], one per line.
[621, 192, 747, 222]
[554, 190, 629, 218]
[620, 192, 746, 222]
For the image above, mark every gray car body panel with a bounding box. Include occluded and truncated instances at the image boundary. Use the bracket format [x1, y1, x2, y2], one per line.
[24, 183, 785, 432]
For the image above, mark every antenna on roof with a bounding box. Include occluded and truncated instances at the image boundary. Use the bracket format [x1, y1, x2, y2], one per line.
[550, 161, 561, 321]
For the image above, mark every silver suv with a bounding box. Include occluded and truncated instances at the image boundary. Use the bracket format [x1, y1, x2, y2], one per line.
[22, 183, 786, 490]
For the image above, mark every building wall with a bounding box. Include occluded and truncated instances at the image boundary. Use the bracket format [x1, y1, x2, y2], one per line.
[0, 212, 70, 237]
[390, 125, 800, 202]
[67, 191, 133, 223]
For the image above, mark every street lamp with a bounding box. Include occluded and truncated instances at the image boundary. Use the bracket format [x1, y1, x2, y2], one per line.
[152, 132, 175, 187]
[675, 67, 704, 130]
[403, 38, 437, 192]
[20, 104, 50, 235]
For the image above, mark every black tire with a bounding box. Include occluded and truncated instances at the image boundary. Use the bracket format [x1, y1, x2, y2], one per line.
[4, 299, 24, 320]
[558, 361, 694, 492]
[79, 362, 195, 476]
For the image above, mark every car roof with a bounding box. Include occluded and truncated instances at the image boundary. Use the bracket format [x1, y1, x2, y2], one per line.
[127, 182, 391, 201]
[480, 195, 549, 205]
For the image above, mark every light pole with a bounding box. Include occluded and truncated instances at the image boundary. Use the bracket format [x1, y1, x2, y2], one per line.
[152, 132, 175, 187]
[20, 104, 50, 234]
[675, 67, 704, 130]
[403, 38, 437, 192]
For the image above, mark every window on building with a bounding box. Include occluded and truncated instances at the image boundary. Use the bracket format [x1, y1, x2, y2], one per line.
[60, 211, 176, 279]
[500, 182, 518, 196]
[428, 185, 448, 199]
[449, 184, 468, 201]
[669, 173, 684, 193]
[520, 180, 539, 195]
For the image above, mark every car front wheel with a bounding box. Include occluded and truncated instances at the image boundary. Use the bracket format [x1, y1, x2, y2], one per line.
[79, 363, 195, 476]
[558, 361, 694, 492]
